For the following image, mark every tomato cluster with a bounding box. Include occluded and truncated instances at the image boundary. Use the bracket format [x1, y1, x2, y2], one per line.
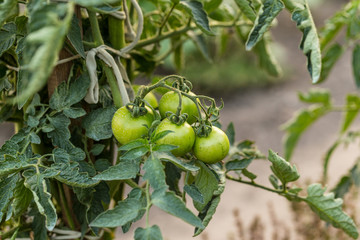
[111, 83, 230, 164]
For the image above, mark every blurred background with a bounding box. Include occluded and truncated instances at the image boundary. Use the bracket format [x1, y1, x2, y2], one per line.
[2, 0, 360, 239]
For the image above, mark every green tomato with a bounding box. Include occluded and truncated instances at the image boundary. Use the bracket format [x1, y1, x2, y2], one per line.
[133, 85, 158, 109]
[154, 118, 195, 157]
[193, 126, 230, 164]
[111, 106, 154, 145]
[158, 91, 199, 124]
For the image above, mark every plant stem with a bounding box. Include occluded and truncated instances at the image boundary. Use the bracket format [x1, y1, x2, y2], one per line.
[145, 181, 151, 227]
[135, 21, 251, 49]
[158, 3, 177, 36]
[226, 174, 305, 201]
[103, 64, 123, 108]
[88, 10, 104, 46]
[57, 182, 76, 230]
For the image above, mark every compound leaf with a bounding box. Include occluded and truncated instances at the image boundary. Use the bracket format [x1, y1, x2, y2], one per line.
[341, 94, 360, 134]
[193, 161, 219, 211]
[49, 73, 90, 113]
[305, 184, 359, 239]
[143, 153, 168, 193]
[134, 225, 163, 240]
[179, 0, 214, 35]
[246, 0, 284, 50]
[90, 198, 142, 228]
[93, 158, 141, 181]
[0, 174, 18, 221]
[286, 0, 321, 83]
[154, 151, 199, 172]
[268, 150, 299, 184]
[23, 169, 57, 231]
[151, 191, 204, 229]
[82, 107, 116, 141]
[16, 3, 73, 107]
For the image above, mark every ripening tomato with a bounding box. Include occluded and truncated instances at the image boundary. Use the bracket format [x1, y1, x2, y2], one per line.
[158, 91, 199, 124]
[193, 126, 230, 164]
[112, 106, 154, 145]
[154, 118, 195, 156]
[132, 85, 158, 109]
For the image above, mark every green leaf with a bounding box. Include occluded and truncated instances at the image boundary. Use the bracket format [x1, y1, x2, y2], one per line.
[143, 154, 168, 193]
[73, 0, 119, 7]
[298, 88, 331, 105]
[179, 0, 214, 35]
[268, 150, 299, 184]
[353, 44, 360, 88]
[0, 0, 17, 28]
[225, 157, 254, 172]
[121, 146, 149, 160]
[45, 113, 71, 148]
[0, 154, 32, 178]
[89, 198, 142, 228]
[93, 158, 140, 181]
[52, 162, 99, 187]
[341, 95, 360, 134]
[0, 23, 16, 57]
[269, 174, 280, 189]
[82, 106, 117, 141]
[234, 0, 256, 21]
[188, 32, 212, 63]
[16, 3, 74, 105]
[50, 73, 90, 112]
[193, 161, 219, 211]
[282, 90, 330, 160]
[242, 168, 257, 180]
[67, 14, 85, 58]
[152, 144, 178, 152]
[225, 122, 235, 146]
[151, 191, 204, 228]
[253, 36, 283, 77]
[184, 184, 204, 204]
[246, 0, 284, 50]
[319, 43, 343, 83]
[11, 179, 32, 218]
[153, 151, 199, 172]
[118, 138, 147, 152]
[134, 225, 163, 240]
[319, 1, 357, 49]
[305, 183, 359, 239]
[332, 176, 351, 199]
[23, 169, 57, 231]
[289, 1, 322, 83]
[152, 130, 173, 143]
[194, 163, 225, 236]
[0, 174, 18, 221]
[32, 213, 48, 240]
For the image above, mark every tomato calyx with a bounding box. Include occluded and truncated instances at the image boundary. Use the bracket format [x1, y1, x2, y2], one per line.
[126, 98, 149, 118]
[195, 120, 212, 138]
[172, 77, 192, 93]
[165, 111, 188, 125]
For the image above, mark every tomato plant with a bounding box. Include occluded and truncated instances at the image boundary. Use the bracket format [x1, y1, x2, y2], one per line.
[0, 0, 359, 239]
